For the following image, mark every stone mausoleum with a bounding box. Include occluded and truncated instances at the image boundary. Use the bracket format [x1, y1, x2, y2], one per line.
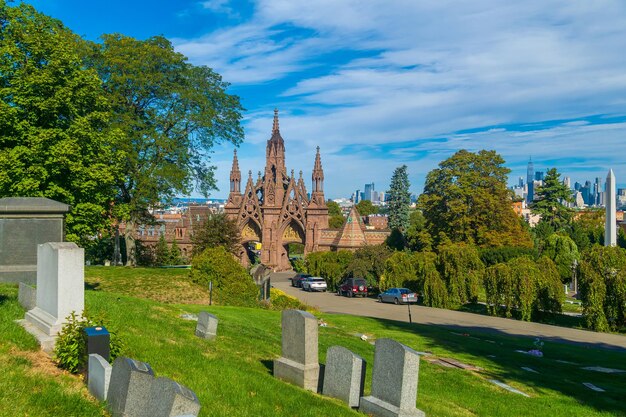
[224, 110, 389, 270]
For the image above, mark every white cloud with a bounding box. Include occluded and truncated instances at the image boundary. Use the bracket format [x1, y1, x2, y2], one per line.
[175, 0, 626, 197]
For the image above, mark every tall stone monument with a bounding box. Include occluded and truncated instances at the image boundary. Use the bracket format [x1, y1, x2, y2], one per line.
[22, 242, 84, 351]
[605, 169, 617, 246]
[0, 197, 69, 284]
[273, 309, 319, 391]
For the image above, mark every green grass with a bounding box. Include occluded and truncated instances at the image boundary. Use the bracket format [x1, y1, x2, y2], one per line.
[2, 268, 626, 416]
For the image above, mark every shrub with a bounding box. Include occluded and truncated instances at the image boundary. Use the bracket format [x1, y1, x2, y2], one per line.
[266, 288, 311, 311]
[380, 251, 417, 291]
[190, 247, 258, 307]
[54, 311, 123, 374]
[305, 250, 353, 290]
[437, 243, 484, 306]
[578, 245, 626, 331]
[345, 245, 391, 287]
[290, 257, 306, 273]
[479, 246, 537, 267]
[484, 263, 513, 317]
[422, 267, 448, 308]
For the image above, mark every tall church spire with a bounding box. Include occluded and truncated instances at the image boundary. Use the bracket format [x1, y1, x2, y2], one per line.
[272, 108, 279, 133]
[229, 149, 241, 193]
[310, 146, 326, 206]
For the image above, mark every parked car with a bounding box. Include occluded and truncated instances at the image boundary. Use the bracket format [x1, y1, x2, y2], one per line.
[291, 273, 311, 288]
[378, 288, 418, 305]
[337, 278, 368, 298]
[302, 277, 327, 292]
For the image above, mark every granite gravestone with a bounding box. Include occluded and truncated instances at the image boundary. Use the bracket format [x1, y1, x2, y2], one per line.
[88, 354, 112, 402]
[273, 309, 320, 391]
[145, 377, 201, 417]
[22, 242, 84, 352]
[0, 197, 69, 284]
[360, 338, 425, 417]
[195, 311, 218, 340]
[322, 345, 366, 408]
[107, 357, 155, 417]
[18, 282, 36, 311]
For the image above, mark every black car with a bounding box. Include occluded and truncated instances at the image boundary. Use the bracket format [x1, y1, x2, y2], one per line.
[337, 278, 368, 297]
[291, 273, 311, 288]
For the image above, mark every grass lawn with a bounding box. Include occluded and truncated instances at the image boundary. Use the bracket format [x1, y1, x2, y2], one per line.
[1, 267, 626, 416]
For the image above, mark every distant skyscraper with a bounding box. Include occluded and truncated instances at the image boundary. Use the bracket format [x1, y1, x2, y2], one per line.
[574, 181, 582, 191]
[535, 171, 544, 181]
[526, 158, 534, 203]
[363, 183, 375, 201]
[594, 177, 603, 206]
[354, 189, 361, 204]
[518, 177, 524, 187]
[563, 177, 571, 189]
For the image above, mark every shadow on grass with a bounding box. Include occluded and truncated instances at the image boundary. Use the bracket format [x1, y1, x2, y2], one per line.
[261, 359, 274, 375]
[85, 282, 100, 291]
[455, 303, 585, 330]
[0, 294, 9, 305]
[369, 316, 626, 416]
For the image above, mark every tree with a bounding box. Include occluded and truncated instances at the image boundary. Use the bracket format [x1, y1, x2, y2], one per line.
[85, 34, 244, 265]
[531, 168, 574, 231]
[380, 251, 417, 291]
[345, 245, 391, 287]
[419, 150, 532, 248]
[405, 210, 432, 252]
[192, 213, 241, 256]
[169, 239, 183, 265]
[155, 234, 170, 265]
[327, 200, 345, 228]
[437, 242, 484, 306]
[355, 200, 378, 217]
[387, 165, 411, 232]
[541, 233, 579, 283]
[0, 3, 121, 245]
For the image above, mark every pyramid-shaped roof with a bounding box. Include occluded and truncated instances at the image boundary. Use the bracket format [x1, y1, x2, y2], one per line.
[335, 206, 367, 248]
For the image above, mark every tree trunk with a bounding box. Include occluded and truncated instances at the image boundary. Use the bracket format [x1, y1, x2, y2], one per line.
[124, 221, 137, 266]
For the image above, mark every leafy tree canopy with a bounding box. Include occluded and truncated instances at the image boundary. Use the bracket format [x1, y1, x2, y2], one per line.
[84, 34, 244, 264]
[419, 150, 532, 248]
[0, 3, 122, 244]
[192, 213, 241, 256]
[355, 200, 379, 217]
[326, 200, 345, 228]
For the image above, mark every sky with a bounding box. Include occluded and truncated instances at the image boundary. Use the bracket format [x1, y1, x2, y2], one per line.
[26, 0, 626, 199]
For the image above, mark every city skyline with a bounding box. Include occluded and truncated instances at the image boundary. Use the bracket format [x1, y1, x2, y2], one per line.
[28, 1, 626, 198]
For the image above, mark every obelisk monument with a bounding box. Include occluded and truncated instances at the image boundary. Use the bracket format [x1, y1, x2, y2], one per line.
[605, 169, 616, 246]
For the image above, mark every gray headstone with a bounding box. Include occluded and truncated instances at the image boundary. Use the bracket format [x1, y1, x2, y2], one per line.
[359, 338, 425, 417]
[322, 346, 366, 408]
[18, 282, 36, 311]
[145, 377, 201, 417]
[88, 354, 112, 402]
[273, 309, 320, 391]
[107, 357, 155, 417]
[0, 197, 69, 284]
[195, 311, 218, 340]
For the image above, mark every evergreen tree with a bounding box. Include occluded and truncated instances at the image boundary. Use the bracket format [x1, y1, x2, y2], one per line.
[531, 168, 574, 231]
[169, 239, 183, 265]
[388, 165, 411, 232]
[155, 234, 170, 265]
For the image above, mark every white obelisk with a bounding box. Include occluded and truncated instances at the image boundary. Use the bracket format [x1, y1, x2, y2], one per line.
[605, 169, 616, 246]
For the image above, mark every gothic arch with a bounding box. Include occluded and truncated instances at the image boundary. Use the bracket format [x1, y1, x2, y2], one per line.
[280, 219, 305, 244]
[240, 219, 262, 243]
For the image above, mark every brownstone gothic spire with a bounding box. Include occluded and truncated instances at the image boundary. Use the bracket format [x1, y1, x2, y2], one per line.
[312, 146, 324, 192]
[229, 149, 241, 193]
[264, 108, 287, 206]
[272, 108, 279, 133]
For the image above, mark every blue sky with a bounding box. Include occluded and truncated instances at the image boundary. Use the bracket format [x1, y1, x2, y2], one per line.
[27, 0, 626, 198]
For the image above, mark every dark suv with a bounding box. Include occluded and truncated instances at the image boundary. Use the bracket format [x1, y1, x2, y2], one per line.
[337, 278, 368, 298]
[291, 273, 311, 288]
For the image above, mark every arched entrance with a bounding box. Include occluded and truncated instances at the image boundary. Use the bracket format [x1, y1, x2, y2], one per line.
[280, 220, 305, 270]
[239, 220, 262, 267]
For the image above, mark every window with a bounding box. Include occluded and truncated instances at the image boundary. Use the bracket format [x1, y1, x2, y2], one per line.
[175, 228, 184, 238]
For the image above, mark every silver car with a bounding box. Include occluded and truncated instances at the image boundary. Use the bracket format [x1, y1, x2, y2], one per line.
[378, 288, 418, 304]
[302, 277, 327, 292]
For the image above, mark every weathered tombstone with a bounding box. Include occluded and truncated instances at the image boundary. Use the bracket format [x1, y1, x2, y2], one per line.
[360, 338, 425, 417]
[107, 357, 155, 417]
[21, 242, 84, 352]
[88, 354, 112, 402]
[18, 282, 36, 311]
[0, 197, 70, 284]
[145, 377, 201, 417]
[195, 311, 218, 340]
[273, 309, 320, 391]
[322, 345, 366, 408]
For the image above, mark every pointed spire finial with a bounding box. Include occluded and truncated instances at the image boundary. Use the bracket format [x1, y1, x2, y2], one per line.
[272, 108, 279, 133]
[299, 170, 303, 179]
[291, 169, 295, 178]
[258, 170, 262, 179]
[248, 170, 252, 178]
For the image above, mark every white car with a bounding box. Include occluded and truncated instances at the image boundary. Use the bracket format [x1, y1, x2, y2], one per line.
[302, 277, 327, 292]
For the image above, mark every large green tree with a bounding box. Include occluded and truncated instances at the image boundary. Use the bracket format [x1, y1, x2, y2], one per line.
[191, 212, 241, 256]
[85, 34, 244, 265]
[531, 168, 573, 231]
[327, 200, 345, 228]
[388, 165, 411, 232]
[355, 200, 378, 217]
[419, 150, 532, 248]
[0, 3, 121, 244]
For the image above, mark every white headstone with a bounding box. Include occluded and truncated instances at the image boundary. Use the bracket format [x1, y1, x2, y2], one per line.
[88, 354, 112, 401]
[24, 242, 85, 337]
[605, 169, 617, 246]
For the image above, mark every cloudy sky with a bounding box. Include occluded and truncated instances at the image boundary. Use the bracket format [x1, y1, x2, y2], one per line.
[29, 0, 626, 198]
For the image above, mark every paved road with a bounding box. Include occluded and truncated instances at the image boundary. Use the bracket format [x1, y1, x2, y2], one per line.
[272, 271, 626, 351]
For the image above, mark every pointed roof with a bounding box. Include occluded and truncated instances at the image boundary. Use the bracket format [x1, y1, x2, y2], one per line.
[230, 149, 241, 177]
[312, 146, 324, 180]
[334, 206, 367, 248]
[269, 108, 284, 145]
